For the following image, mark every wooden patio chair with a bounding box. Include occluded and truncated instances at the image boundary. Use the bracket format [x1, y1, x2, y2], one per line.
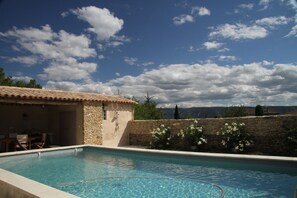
[33, 133, 47, 149]
[15, 134, 29, 150]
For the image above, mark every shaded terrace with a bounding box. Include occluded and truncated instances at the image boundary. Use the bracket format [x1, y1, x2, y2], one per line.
[0, 86, 135, 152]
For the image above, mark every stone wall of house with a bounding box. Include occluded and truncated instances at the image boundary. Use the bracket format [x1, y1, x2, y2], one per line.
[128, 115, 297, 155]
[82, 101, 102, 145]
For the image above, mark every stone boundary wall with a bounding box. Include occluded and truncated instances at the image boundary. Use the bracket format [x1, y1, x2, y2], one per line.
[127, 115, 297, 155]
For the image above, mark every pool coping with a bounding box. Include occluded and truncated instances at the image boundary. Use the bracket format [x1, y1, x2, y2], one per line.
[0, 144, 297, 198]
[115, 145, 297, 162]
[0, 168, 78, 198]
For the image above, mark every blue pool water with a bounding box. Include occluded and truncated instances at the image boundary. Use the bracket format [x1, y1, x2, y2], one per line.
[0, 147, 296, 198]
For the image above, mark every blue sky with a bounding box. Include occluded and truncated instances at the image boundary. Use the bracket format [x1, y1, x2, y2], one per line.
[0, 0, 297, 107]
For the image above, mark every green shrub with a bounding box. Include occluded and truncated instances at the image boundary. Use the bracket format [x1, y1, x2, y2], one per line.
[217, 122, 253, 153]
[255, 105, 264, 116]
[178, 120, 207, 151]
[223, 105, 247, 118]
[150, 124, 172, 149]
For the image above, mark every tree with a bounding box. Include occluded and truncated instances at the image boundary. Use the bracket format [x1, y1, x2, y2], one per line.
[255, 105, 264, 116]
[174, 105, 180, 119]
[0, 67, 42, 88]
[144, 92, 154, 103]
[223, 105, 247, 118]
[0, 67, 13, 86]
[134, 94, 164, 120]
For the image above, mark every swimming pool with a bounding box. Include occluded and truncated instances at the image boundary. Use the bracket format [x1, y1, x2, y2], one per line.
[0, 145, 297, 197]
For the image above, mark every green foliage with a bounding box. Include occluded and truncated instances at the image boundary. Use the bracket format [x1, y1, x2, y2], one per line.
[174, 105, 180, 119]
[150, 124, 172, 149]
[217, 122, 253, 153]
[178, 120, 207, 150]
[134, 94, 164, 120]
[255, 105, 264, 116]
[0, 67, 13, 85]
[0, 67, 42, 88]
[223, 105, 247, 118]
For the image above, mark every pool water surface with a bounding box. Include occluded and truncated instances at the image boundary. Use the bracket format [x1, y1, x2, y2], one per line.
[0, 147, 296, 197]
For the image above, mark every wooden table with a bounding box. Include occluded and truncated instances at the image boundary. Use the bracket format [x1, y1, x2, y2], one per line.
[28, 136, 40, 149]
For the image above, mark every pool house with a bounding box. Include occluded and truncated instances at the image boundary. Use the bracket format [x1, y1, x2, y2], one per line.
[0, 86, 136, 152]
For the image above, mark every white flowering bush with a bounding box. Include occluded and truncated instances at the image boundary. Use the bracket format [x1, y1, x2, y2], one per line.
[217, 122, 253, 153]
[178, 120, 207, 150]
[150, 124, 172, 149]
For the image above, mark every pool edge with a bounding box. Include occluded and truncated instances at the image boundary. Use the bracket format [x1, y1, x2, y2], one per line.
[91, 144, 297, 163]
[0, 168, 78, 198]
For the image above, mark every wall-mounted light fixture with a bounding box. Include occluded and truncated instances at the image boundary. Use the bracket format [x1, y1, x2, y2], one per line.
[22, 113, 28, 121]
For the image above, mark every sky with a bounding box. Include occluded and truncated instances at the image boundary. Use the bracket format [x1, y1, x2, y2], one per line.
[0, 0, 297, 107]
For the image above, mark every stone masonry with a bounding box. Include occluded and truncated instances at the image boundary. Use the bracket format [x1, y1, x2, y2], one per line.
[82, 101, 103, 145]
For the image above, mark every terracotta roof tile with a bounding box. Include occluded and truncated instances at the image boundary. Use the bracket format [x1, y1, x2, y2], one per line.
[0, 86, 136, 104]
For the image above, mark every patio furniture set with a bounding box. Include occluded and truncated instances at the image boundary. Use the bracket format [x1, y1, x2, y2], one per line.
[0, 133, 47, 152]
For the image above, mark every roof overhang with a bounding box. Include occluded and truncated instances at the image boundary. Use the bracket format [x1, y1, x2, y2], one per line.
[0, 86, 136, 105]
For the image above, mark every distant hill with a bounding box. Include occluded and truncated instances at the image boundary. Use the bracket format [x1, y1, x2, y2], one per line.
[160, 106, 297, 119]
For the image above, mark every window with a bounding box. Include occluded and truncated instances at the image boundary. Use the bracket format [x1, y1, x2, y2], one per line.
[102, 103, 107, 120]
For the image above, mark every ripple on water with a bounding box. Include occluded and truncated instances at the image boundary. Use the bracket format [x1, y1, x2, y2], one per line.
[57, 177, 224, 198]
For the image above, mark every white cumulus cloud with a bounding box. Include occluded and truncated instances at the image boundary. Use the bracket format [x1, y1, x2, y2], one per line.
[191, 7, 211, 16]
[238, 3, 254, 10]
[259, 0, 272, 10]
[0, 24, 56, 42]
[9, 56, 39, 66]
[70, 6, 124, 40]
[173, 6, 210, 26]
[255, 16, 291, 27]
[218, 48, 230, 53]
[0, 25, 97, 81]
[12, 76, 33, 83]
[141, 61, 154, 67]
[286, 24, 297, 37]
[1, 26, 96, 61]
[45, 81, 115, 94]
[124, 57, 138, 66]
[173, 14, 194, 25]
[98, 55, 105, 60]
[209, 23, 268, 40]
[106, 62, 297, 107]
[262, 60, 274, 66]
[39, 61, 97, 81]
[234, 3, 254, 13]
[203, 41, 223, 50]
[218, 56, 237, 61]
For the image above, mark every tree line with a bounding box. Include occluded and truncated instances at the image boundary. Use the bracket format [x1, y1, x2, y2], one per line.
[133, 93, 264, 120]
[0, 67, 42, 88]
